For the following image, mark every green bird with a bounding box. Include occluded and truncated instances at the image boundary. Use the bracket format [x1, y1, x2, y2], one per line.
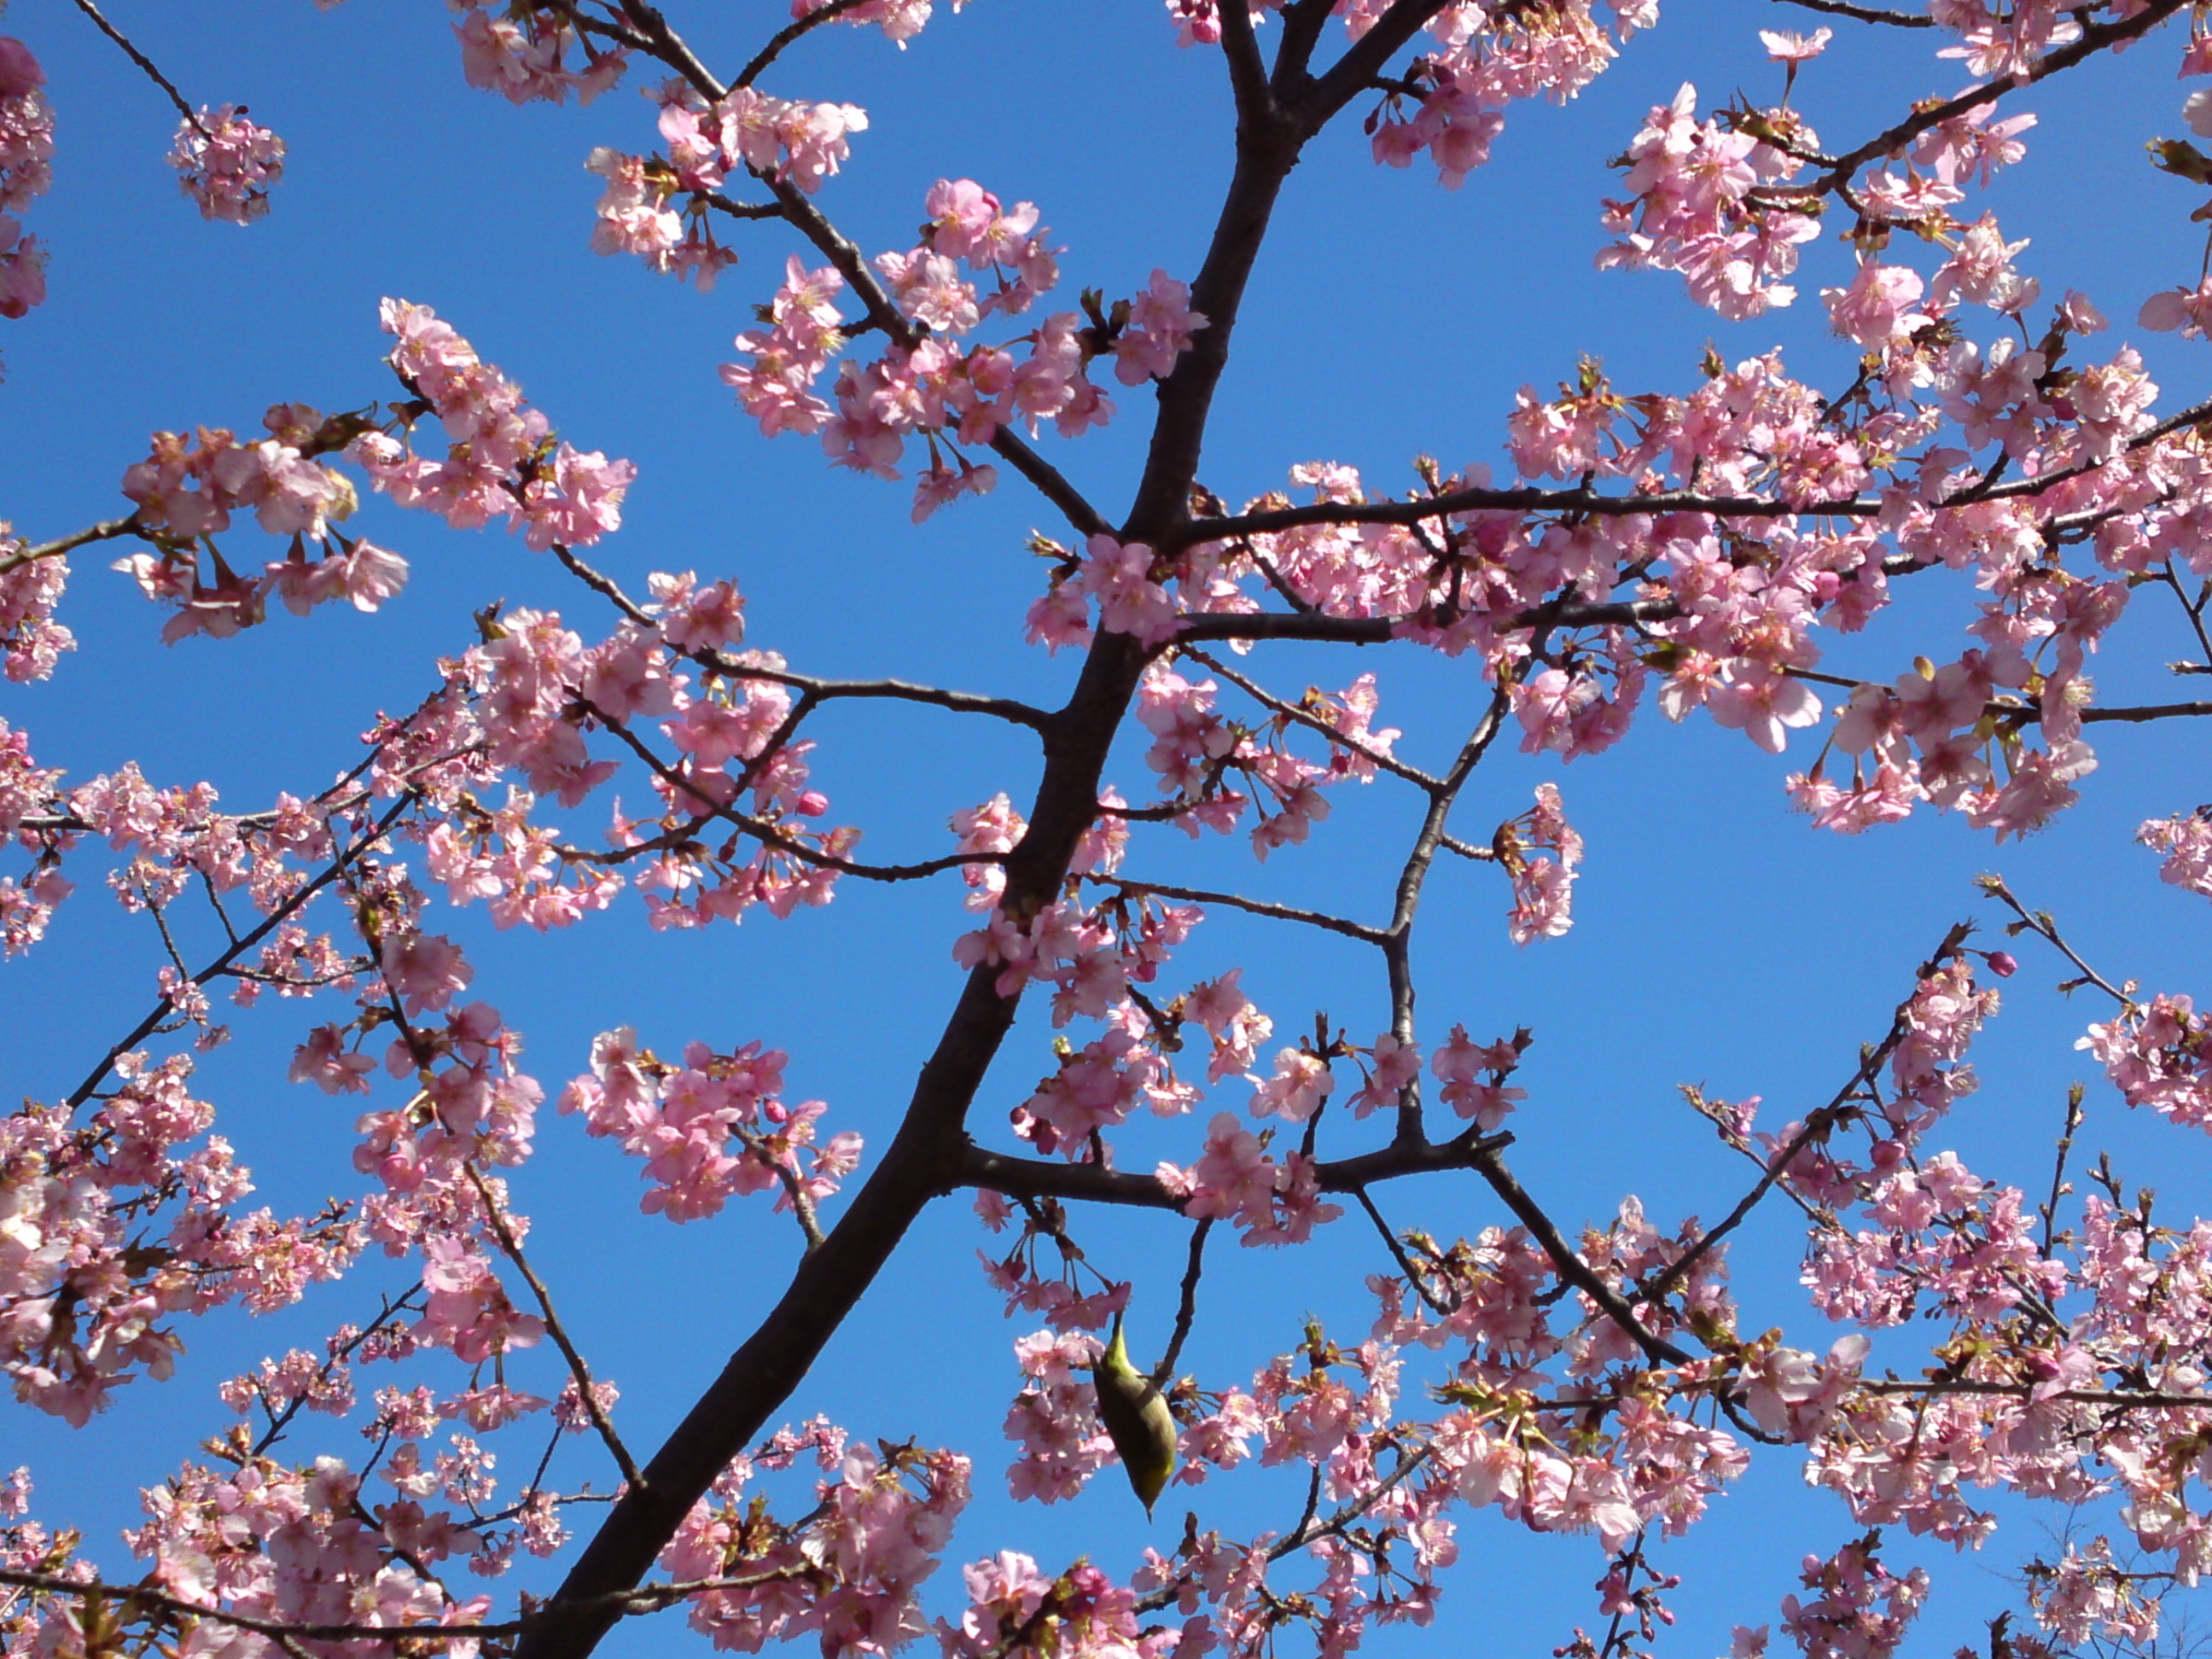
[1091, 1313, 1179, 1518]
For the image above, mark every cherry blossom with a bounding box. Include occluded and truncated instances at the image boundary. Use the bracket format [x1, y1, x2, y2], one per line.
[168, 106, 285, 224]
[20, 9, 2212, 1659]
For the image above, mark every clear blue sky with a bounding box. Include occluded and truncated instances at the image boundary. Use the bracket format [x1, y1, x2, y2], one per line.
[4, 3, 2212, 1656]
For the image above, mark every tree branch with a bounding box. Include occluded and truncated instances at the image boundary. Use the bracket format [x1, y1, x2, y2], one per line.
[1382, 685, 1512, 1145]
[463, 1164, 643, 1490]
[1181, 645, 1441, 790]
[1086, 873, 1387, 945]
[1633, 922, 1976, 1309]
[0, 514, 144, 579]
[733, 0, 874, 88]
[549, 545, 1054, 730]
[64, 0, 203, 130]
[64, 795, 415, 1110]
[1150, 1217, 1214, 1386]
[953, 1126, 1514, 1211]
[1467, 1142, 1693, 1366]
[1768, 0, 1934, 26]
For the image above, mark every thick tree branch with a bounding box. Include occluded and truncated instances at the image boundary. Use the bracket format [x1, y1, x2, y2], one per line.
[516, 12, 1289, 1640]
[1295, 1, 1459, 137]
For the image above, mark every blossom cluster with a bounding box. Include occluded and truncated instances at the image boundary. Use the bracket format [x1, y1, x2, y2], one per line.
[661, 1435, 970, 1655]
[112, 405, 409, 643]
[703, 179, 1204, 519]
[1075, 656, 1401, 857]
[1355, 0, 1662, 191]
[2, 1056, 361, 1425]
[454, 6, 626, 106]
[353, 298, 635, 550]
[168, 105, 287, 224]
[0, 523, 72, 682]
[0, 36, 50, 322]
[558, 1025, 863, 1222]
[22, 8, 2212, 1659]
[792, 0, 970, 48]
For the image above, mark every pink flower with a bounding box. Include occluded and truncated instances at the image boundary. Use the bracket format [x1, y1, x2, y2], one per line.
[169, 107, 286, 224]
[380, 932, 474, 1016]
[2139, 279, 2212, 341]
[0, 38, 44, 101]
[1111, 269, 1208, 385]
[1249, 1048, 1334, 1122]
[1349, 1033, 1422, 1117]
[1706, 664, 1822, 754]
[289, 1025, 375, 1095]
[1759, 26, 1831, 61]
[1822, 263, 1930, 348]
[0, 212, 44, 318]
[1076, 534, 1178, 644]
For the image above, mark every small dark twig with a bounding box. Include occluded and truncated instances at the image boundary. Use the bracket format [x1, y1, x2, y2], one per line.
[65, 0, 204, 129]
[1353, 1188, 1453, 1317]
[463, 1165, 644, 1491]
[1151, 1218, 1214, 1386]
[1635, 921, 1975, 1310]
[1769, 0, 1934, 24]
[2041, 1085, 2086, 1257]
[1087, 874, 1386, 945]
[735, 0, 875, 89]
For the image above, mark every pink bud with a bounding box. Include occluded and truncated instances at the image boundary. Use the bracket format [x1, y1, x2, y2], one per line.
[0, 38, 44, 102]
[1985, 951, 2017, 977]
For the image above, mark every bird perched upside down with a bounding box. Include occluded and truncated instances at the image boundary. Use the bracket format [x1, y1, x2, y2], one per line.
[1091, 1313, 1179, 1517]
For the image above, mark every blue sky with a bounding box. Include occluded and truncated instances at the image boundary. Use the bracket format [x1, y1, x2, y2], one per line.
[6, 2, 2212, 1656]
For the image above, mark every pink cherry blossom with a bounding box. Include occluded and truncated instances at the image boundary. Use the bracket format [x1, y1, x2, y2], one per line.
[168, 107, 286, 224]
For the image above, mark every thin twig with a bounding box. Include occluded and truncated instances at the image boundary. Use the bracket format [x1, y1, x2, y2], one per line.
[1634, 922, 1975, 1309]
[1353, 1188, 1453, 1317]
[731, 1122, 828, 1252]
[1382, 685, 1513, 1147]
[463, 1165, 644, 1491]
[0, 514, 143, 579]
[734, 0, 875, 88]
[550, 545, 1053, 730]
[1769, 0, 1934, 25]
[1086, 874, 1386, 945]
[65, 796, 415, 1110]
[1151, 1218, 1214, 1387]
[591, 713, 1005, 882]
[1981, 879, 2131, 1005]
[65, 0, 203, 129]
[1181, 646, 1442, 790]
[2040, 1085, 2086, 1258]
